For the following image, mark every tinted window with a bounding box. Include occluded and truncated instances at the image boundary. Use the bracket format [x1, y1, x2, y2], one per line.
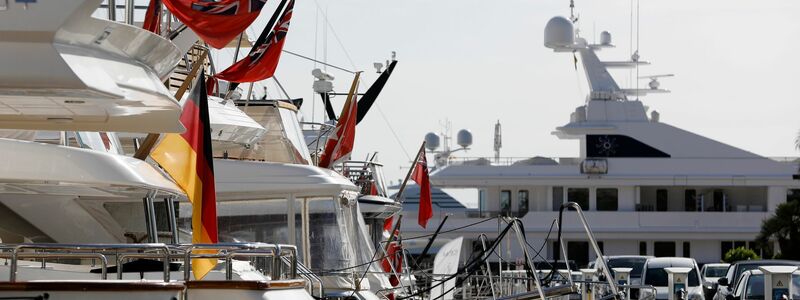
[501, 190, 511, 216]
[644, 267, 700, 287]
[608, 258, 648, 278]
[734, 263, 800, 287]
[744, 275, 764, 300]
[597, 188, 618, 211]
[568, 188, 589, 210]
[704, 266, 729, 278]
[552, 187, 563, 211]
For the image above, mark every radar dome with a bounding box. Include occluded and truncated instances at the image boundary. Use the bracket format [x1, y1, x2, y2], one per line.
[544, 16, 574, 50]
[424, 132, 440, 150]
[457, 129, 473, 149]
[600, 31, 612, 46]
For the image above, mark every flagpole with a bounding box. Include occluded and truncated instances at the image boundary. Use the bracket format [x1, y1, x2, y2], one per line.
[394, 141, 426, 202]
[134, 47, 208, 160]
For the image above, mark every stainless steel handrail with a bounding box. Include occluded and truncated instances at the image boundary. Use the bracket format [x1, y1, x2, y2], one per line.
[559, 202, 621, 298]
[8, 243, 170, 282]
[0, 252, 108, 280]
[3, 242, 299, 284]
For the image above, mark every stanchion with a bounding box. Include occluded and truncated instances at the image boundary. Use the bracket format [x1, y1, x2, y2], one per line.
[580, 268, 597, 300]
[613, 268, 632, 300]
[759, 266, 797, 300]
[665, 267, 692, 300]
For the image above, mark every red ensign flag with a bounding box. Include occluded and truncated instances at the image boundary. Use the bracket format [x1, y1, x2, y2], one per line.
[162, 0, 269, 49]
[411, 148, 432, 228]
[318, 74, 359, 168]
[215, 0, 294, 83]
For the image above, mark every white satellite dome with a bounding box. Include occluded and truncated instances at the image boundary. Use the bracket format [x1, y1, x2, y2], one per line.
[425, 132, 440, 150]
[600, 31, 612, 46]
[457, 129, 473, 149]
[544, 16, 575, 50]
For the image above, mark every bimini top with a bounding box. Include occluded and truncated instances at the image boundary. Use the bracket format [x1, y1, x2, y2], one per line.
[0, 0, 184, 132]
[214, 159, 357, 200]
[0, 138, 183, 198]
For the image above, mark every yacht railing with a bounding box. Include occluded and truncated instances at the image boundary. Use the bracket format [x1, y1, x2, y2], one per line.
[445, 157, 582, 166]
[442, 156, 800, 167]
[0, 242, 300, 283]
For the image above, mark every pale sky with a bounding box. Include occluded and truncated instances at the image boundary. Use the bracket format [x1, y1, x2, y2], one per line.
[217, 0, 800, 182]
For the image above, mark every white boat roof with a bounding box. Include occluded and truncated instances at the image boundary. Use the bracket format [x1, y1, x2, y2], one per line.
[206, 96, 266, 149]
[0, 0, 184, 133]
[214, 159, 357, 200]
[0, 138, 183, 198]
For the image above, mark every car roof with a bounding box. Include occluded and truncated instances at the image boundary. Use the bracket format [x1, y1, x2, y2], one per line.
[645, 257, 697, 268]
[604, 255, 654, 259]
[741, 269, 800, 276]
[704, 263, 730, 267]
[733, 260, 800, 266]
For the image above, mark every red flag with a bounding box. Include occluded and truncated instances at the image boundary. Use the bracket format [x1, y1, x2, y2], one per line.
[162, 0, 269, 49]
[318, 75, 359, 168]
[411, 148, 432, 228]
[143, 0, 163, 34]
[205, 76, 218, 96]
[382, 216, 394, 236]
[215, 0, 293, 83]
[381, 240, 403, 287]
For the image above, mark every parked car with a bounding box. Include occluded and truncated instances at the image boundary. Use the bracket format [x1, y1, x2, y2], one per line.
[701, 263, 730, 299]
[713, 260, 800, 300]
[593, 255, 653, 299]
[639, 257, 704, 300]
[723, 269, 800, 300]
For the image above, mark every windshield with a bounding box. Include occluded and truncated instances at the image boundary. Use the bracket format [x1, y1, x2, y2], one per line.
[644, 267, 700, 287]
[745, 274, 800, 300]
[608, 258, 648, 278]
[705, 266, 729, 278]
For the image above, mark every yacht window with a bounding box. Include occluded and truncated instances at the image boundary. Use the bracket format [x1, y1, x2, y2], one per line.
[552, 187, 564, 211]
[596, 188, 618, 211]
[683, 242, 691, 258]
[518, 190, 529, 216]
[685, 189, 697, 211]
[479, 189, 487, 213]
[656, 189, 668, 211]
[639, 242, 647, 255]
[553, 241, 561, 260]
[567, 241, 590, 268]
[567, 188, 590, 210]
[720, 241, 748, 258]
[653, 241, 676, 257]
[500, 190, 512, 216]
[787, 189, 800, 203]
[712, 190, 725, 212]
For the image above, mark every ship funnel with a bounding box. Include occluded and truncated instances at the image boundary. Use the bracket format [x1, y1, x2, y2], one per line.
[544, 16, 575, 50]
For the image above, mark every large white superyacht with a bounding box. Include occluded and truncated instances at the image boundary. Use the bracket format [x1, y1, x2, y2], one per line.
[398, 10, 800, 268]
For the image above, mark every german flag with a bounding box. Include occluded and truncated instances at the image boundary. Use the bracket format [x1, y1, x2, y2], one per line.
[150, 70, 218, 279]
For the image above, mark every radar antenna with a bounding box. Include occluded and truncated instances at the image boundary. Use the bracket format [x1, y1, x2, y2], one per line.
[569, 0, 578, 23]
[494, 120, 502, 164]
